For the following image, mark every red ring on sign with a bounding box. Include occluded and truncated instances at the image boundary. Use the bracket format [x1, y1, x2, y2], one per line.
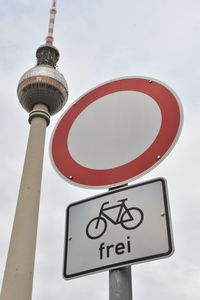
[51, 77, 182, 188]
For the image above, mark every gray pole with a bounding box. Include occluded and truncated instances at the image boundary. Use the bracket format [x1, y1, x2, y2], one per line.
[109, 185, 133, 300]
[0, 104, 50, 300]
[109, 266, 133, 300]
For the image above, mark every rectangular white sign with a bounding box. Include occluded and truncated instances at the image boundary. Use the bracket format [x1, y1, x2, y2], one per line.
[63, 178, 174, 279]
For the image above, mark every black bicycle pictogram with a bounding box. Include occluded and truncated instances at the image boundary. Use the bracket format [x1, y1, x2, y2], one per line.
[86, 198, 144, 239]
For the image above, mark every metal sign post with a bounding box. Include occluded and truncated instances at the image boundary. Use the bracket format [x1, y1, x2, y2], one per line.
[109, 185, 132, 300]
[109, 266, 132, 300]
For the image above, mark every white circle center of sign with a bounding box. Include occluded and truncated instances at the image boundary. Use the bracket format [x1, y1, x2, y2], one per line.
[68, 91, 162, 170]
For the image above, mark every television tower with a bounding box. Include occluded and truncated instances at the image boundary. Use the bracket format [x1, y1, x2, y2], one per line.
[0, 1, 68, 299]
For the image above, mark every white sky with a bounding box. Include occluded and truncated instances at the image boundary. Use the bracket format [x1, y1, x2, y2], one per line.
[0, 0, 200, 299]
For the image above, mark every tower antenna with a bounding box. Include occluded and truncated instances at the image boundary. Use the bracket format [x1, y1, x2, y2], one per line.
[46, 0, 57, 44]
[35, 0, 61, 68]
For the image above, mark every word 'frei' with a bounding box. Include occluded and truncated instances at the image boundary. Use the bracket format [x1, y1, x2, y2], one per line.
[99, 236, 131, 259]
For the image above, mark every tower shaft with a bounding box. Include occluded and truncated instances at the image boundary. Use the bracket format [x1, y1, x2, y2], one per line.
[0, 105, 50, 300]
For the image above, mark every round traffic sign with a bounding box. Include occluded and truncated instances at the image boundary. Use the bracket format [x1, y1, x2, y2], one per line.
[50, 77, 183, 189]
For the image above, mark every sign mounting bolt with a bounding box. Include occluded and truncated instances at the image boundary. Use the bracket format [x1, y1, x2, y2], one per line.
[157, 155, 161, 159]
[69, 176, 73, 180]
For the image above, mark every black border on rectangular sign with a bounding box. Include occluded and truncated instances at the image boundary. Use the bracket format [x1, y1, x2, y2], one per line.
[63, 178, 173, 279]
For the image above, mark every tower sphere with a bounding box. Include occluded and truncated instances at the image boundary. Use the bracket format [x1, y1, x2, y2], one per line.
[17, 65, 68, 115]
[17, 0, 68, 116]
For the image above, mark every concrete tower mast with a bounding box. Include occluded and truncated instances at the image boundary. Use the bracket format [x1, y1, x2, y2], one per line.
[0, 1, 68, 299]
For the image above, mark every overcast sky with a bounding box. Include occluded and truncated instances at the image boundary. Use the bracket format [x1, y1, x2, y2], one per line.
[1, 0, 200, 299]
